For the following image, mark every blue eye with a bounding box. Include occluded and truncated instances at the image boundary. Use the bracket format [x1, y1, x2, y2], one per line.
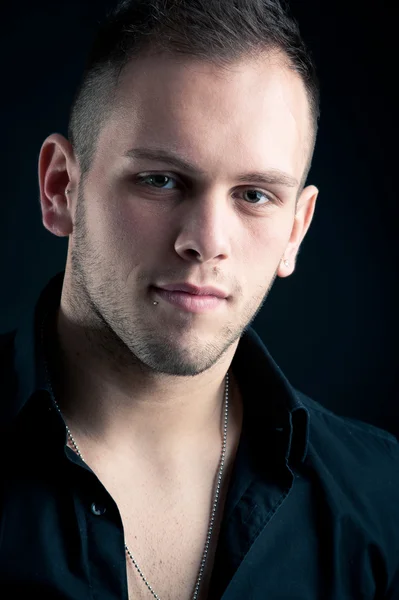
[137, 174, 177, 189]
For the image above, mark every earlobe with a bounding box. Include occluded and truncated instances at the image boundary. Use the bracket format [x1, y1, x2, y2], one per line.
[277, 256, 294, 279]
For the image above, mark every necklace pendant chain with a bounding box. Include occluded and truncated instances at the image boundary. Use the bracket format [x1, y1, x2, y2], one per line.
[41, 315, 229, 600]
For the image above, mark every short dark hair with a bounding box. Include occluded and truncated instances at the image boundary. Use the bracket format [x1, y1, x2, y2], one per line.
[68, 0, 320, 196]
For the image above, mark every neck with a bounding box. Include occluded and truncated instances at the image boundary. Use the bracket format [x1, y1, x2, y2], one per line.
[43, 306, 243, 462]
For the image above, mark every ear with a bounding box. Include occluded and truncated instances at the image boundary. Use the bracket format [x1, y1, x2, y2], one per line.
[38, 133, 79, 237]
[277, 184, 319, 278]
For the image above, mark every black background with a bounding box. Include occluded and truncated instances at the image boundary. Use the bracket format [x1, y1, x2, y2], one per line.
[1, 1, 398, 437]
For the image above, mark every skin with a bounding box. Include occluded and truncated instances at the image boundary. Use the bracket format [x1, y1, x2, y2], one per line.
[38, 51, 319, 468]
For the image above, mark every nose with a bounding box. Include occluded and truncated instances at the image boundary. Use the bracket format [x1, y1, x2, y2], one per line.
[174, 193, 231, 264]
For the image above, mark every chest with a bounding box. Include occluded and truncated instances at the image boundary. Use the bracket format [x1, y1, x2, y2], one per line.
[121, 500, 219, 600]
[85, 459, 229, 600]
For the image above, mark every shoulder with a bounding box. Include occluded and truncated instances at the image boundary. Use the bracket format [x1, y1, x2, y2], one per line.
[296, 387, 398, 450]
[295, 387, 399, 516]
[294, 390, 399, 592]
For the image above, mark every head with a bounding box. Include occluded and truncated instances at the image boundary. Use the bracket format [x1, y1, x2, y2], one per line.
[39, 0, 320, 379]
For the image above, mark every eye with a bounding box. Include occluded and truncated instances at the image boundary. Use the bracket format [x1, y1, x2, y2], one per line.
[136, 174, 178, 189]
[241, 189, 273, 206]
[135, 173, 277, 206]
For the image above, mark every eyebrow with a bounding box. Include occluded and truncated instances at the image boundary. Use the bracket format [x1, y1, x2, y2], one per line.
[124, 147, 299, 188]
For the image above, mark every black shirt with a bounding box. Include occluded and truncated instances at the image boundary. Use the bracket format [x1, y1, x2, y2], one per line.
[1, 270, 399, 599]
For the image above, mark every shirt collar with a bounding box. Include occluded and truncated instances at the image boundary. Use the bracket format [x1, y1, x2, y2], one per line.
[12, 270, 310, 466]
[13, 270, 65, 415]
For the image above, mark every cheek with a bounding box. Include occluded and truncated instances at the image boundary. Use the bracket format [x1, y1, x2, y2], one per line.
[237, 221, 290, 289]
[103, 200, 169, 261]
[241, 221, 288, 267]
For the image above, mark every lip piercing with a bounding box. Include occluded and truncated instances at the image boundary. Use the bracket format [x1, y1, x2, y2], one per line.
[152, 259, 289, 307]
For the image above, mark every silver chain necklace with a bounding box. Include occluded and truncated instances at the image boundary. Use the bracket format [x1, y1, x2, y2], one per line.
[41, 315, 229, 600]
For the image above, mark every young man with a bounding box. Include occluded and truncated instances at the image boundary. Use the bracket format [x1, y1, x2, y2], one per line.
[1, 0, 398, 598]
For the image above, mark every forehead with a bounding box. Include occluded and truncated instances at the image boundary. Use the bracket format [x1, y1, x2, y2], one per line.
[99, 52, 311, 182]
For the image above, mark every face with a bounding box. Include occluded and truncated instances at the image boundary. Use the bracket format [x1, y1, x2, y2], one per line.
[42, 52, 318, 378]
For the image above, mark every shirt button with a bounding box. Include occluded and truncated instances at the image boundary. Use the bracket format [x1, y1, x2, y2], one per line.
[91, 502, 106, 516]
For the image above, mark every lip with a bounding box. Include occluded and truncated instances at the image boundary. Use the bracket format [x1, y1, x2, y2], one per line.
[152, 286, 227, 314]
[156, 282, 228, 299]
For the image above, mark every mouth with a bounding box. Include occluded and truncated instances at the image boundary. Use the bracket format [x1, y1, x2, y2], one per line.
[151, 286, 226, 314]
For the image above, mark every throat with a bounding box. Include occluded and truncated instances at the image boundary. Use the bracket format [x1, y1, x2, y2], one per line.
[63, 369, 243, 478]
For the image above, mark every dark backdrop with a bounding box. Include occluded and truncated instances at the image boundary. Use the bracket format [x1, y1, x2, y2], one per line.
[1, 1, 398, 438]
